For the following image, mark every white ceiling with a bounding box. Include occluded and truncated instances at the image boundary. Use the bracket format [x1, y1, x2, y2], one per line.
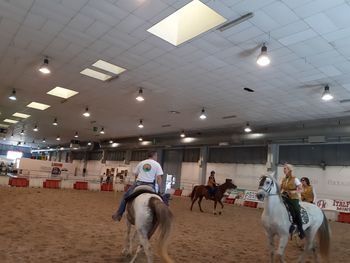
[2, 0, 350, 147]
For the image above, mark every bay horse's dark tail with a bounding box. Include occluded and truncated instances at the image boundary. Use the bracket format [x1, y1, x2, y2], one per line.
[190, 186, 198, 201]
[149, 197, 174, 263]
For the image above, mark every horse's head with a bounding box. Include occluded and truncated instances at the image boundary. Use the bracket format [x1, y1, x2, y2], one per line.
[256, 173, 278, 201]
[225, 179, 237, 190]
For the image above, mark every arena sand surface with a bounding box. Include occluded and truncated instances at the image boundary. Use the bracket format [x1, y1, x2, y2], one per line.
[0, 186, 349, 263]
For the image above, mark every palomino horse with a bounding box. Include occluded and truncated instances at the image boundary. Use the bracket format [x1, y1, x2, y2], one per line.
[190, 179, 237, 214]
[123, 186, 174, 263]
[256, 174, 330, 263]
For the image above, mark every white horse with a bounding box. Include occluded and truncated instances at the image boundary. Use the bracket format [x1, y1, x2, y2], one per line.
[256, 174, 330, 263]
[122, 190, 174, 263]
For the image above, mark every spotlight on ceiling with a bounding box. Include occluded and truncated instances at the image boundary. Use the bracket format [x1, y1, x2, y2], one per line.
[138, 136, 143, 142]
[20, 129, 24, 135]
[136, 88, 145, 102]
[100, 127, 105, 134]
[53, 118, 58, 126]
[33, 125, 39, 132]
[109, 140, 113, 144]
[83, 107, 90, 117]
[87, 142, 92, 146]
[56, 135, 61, 141]
[9, 89, 17, 101]
[256, 44, 270, 67]
[199, 108, 207, 120]
[138, 119, 144, 129]
[244, 122, 252, 133]
[180, 130, 186, 138]
[39, 57, 51, 74]
[74, 132, 79, 138]
[321, 85, 333, 101]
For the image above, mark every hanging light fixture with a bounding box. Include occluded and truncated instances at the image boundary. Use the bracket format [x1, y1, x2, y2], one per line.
[109, 140, 113, 144]
[11, 132, 14, 137]
[138, 136, 143, 141]
[2, 137, 6, 141]
[74, 132, 79, 138]
[52, 118, 58, 126]
[20, 129, 24, 135]
[87, 142, 92, 146]
[83, 107, 90, 117]
[256, 44, 270, 66]
[321, 85, 333, 101]
[100, 127, 105, 134]
[136, 88, 145, 102]
[33, 125, 39, 132]
[138, 119, 144, 128]
[56, 135, 61, 141]
[244, 122, 252, 133]
[180, 130, 186, 138]
[42, 138, 46, 143]
[39, 57, 51, 74]
[199, 108, 207, 120]
[9, 89, 17, 101]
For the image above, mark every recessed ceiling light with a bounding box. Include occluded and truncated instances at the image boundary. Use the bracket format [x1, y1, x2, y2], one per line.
[199, 108, 207, 120]
[80, 68, 112, 81]
[244, 122, 252, 133]
[47, 87, 79, 99]
[4, 119, 18, 124]
[39, 58, 51, 74]
[83, 107, 90, 117]
[92, 60, 126, 75]
[13, 112, 31, 119]
[136, 88, 144, 102]
[26, 102, 50, 110]
[147, 0, 227, 46]
[9, 89, 16, 101]
[138, 119, 144, 129]
[0, 124, 9, 128]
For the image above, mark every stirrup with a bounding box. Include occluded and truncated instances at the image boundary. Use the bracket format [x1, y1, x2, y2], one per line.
[289, 225, 296, 240]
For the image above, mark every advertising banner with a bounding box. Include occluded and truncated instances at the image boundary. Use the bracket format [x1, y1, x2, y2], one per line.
[316, 199, 350, 213]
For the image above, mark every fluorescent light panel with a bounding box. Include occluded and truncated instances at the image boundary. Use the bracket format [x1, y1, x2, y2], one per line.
[147, 0, 227, 46]
[47, 87, 79, 99]
[80, 68, 112, 81]
[4, 119, 18, 124]
[13, 112, 31, 119]
[26, 102, 51, 110]
[92, 60, 126, 75]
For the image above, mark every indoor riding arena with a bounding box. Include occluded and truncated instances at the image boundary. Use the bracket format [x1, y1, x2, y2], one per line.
[1, 1, 350, 263]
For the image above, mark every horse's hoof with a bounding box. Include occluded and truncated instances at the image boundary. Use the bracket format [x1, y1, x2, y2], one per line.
[218, 211, 222, 215]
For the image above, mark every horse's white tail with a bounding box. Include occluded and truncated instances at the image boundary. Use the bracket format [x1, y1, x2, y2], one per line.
[149, 197, 174, 263]
[318, 211, 330, 260]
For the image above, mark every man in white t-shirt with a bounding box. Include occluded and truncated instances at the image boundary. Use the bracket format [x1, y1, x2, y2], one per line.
[112, 151, 163, 222]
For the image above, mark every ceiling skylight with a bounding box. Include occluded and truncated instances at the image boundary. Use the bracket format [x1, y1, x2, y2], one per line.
[47, 87, 79, 99]
[92, 60, 126, 75]
[4, 119, 18, 124]
[80, 68, 113, 81]
[147, 0, 227, 46]
[13, 112, 31, 119]
[26, 102, 51, 110]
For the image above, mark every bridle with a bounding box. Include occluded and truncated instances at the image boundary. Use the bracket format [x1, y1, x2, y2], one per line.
[258, 177, 279, 197]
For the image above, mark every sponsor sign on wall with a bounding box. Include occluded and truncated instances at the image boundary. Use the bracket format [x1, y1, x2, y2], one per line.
[316, 199, 350, 213]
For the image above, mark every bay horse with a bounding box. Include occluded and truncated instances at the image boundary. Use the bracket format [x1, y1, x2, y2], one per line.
[122, 186, 174, 263]
[256, 173, 330, 263]
[190, 179, 237, 214]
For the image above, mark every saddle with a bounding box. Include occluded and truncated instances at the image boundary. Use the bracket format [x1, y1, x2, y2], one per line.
[125, 185, 156, 203]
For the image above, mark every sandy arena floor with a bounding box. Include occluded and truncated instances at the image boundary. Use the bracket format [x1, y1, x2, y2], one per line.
[0, 186, 349, 263]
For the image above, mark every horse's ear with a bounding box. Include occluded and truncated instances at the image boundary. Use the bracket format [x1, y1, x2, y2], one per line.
[270, 171, 277, 180]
